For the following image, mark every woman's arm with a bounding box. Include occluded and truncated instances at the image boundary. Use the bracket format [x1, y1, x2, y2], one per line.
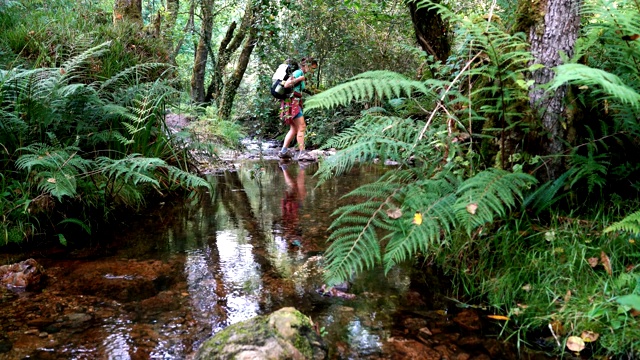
[284, 74, 305, 88]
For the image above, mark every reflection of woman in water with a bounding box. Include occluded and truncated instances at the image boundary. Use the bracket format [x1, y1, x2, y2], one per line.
[280, 163, 307, 246]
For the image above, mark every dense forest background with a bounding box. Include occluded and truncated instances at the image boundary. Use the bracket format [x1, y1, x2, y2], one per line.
[2, 0, 640, 357]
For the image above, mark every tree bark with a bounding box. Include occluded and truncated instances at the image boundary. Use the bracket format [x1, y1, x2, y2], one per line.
[204, 0, 253, 106]
[190, 0, 214, 103]
[113, 0, 142, 24]
[218, 17, 258, 119]
[407, 0, 450, 62]
[528, 0, 582, 180]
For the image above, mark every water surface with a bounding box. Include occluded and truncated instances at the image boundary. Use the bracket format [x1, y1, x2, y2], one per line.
[0, 160, 523, 359]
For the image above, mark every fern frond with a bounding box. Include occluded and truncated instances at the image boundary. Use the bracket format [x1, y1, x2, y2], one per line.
[454, 169, 537, 232]
[61, 41, 112, 80]
[568, 152, 609, 193]
[316, 115, 429, 182]
[97, 63, 171, 98]
[305, 71, 432, 111]
[323, 180, 405, 285]
[167, 167, 212, 191]
[15, 143, 92, 200]
[550, 64, 640, 108]
[605, 210, 640, 234]
[97, 155, 165, 187]
[383, 176, 459, 272]
[35, 170, 78, 201]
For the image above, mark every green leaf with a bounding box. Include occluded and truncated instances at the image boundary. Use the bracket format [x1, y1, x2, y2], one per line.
[616, 294, 640, 310]
[57, 233, 67, 246]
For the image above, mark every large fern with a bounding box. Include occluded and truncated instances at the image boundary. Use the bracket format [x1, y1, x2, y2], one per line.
[315, 1, 543, 285]
[305, 71, 433, 111]
[323, 166, 536, 285]
[15, 143, 92, 201]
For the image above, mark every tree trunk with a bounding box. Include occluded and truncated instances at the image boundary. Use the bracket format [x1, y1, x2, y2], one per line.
[171, 0, 195, 63]
[218, 18, 258, 119]
[190, 0, 214, 103]
[161, 0, 180, 45]
[528, 0, 582, 180]
[204, 0, 253, 106]
[113, 0, 142, 24]
[408, 0, 450, 62]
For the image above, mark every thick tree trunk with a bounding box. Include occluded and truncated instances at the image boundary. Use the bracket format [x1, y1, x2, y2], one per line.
[408, 0, 450, 62]
[528, 0, 582, 180]
[190, 0, 214, 103]
[113, 0, 142, 24]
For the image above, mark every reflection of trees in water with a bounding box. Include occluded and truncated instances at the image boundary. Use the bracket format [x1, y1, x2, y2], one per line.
[183, 162, 389, 331]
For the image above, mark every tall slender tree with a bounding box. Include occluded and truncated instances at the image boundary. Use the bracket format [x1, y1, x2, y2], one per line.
[190, 0, 214, 103]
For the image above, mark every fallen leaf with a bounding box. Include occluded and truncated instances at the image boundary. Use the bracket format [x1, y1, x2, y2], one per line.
[564, 290, 572, 303]
[386, 208, 402, 219]
[522, 284, 532, 292]
[560, 290, 572, 312]
[601, 251, 612, 275]
[630, 239, 636, 244]
[566, 336, 585, 352]
[413, 212, 423, 225]
[47, 178, 56, 183]
[466, 203, 478, 215]
[580, 331, 599, 342]
[587, 257, 599, 268]
[550, 320, 564, 336]
[487, 315, 509, 321]
[622, 34, 640, 41]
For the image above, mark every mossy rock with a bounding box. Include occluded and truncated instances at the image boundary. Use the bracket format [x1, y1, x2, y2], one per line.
[195, 307, 327, 360]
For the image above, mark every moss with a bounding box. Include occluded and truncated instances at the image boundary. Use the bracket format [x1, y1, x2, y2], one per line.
[513, 0, 547, 33]
[196, 308, 325, 359]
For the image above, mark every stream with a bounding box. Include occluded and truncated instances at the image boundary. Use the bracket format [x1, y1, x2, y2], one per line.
[0, 158, 540, 359]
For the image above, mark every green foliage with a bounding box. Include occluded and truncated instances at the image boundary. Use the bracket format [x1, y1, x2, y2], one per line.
[315, 1, 542, 286]
[551, 64, 640, 108]
[306, 71, 430, 111]
[605, 210, 640, 235]
[0, 31, 208, 244]
[323, 165, 536, 285]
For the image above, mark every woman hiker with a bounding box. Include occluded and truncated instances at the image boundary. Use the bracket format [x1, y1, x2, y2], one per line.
[278, 57, 318, 162]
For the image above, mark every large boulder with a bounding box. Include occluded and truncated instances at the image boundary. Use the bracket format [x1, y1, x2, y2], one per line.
[195, 307, 327, 360]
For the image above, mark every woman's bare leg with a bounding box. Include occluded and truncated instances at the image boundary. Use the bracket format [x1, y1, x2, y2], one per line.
[294, 116, 306, 151]
[282, 123, 299, 151]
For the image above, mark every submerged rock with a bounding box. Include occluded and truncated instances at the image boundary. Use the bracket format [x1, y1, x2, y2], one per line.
[195, 307, 327, 360]
[0, 258, 45, 289]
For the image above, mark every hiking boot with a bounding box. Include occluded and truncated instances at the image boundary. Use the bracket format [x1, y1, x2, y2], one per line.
[278, 149, 293, 159]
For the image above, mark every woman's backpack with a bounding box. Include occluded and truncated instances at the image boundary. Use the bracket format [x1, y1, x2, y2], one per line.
[270, 60, 299, 100]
